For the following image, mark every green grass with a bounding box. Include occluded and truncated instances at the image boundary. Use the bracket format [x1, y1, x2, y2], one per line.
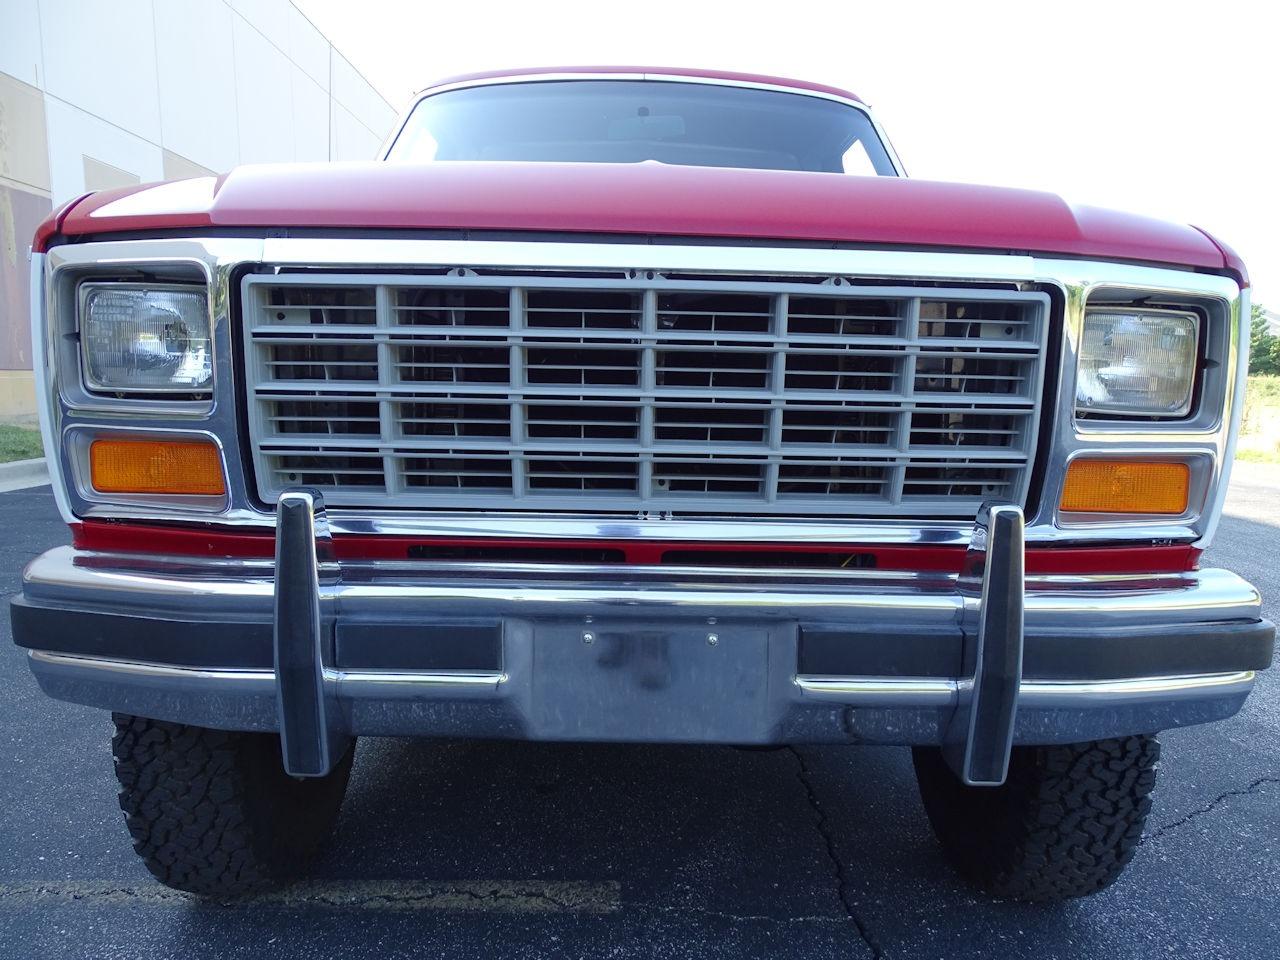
[1246, 374, 1280, 404]
[0, 425, 45, 464]
[1238, 375, 1280, 464]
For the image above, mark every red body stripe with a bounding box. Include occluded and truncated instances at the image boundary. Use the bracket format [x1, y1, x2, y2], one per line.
[70, 521, 1201, 575]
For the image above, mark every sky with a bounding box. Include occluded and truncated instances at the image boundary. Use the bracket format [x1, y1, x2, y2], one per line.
[296, 0, 1279, 308]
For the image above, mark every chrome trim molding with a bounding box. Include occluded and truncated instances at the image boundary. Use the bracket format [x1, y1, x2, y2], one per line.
[1019, 670, 1256, 705]
[32, 651, 1253, 707]
[794, 676, 958, 704]
[30, 253, 72, 522]
[28, 650, 508, 689]
[27, 649, 275, 683]
[325, 669, 507, 686]
[1201, 287, 1251, 545]
[794, 671, 1255, 704]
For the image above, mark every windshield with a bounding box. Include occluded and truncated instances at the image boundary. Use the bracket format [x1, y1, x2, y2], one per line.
[385, 80, 897, 175]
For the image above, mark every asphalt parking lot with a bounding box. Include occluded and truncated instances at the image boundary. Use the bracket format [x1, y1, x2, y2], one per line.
[1, 469, 1277, 960]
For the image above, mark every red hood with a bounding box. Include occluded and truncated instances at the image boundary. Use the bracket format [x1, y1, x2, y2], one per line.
[44, 161, 1231, 275]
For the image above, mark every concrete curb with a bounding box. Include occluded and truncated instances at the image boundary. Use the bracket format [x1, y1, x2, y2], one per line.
[0, 457, 50, 492]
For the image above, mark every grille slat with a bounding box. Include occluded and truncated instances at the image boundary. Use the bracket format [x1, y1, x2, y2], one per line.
[245, 275, 1049, 517]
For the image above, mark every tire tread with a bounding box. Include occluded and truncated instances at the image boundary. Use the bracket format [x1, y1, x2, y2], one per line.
[111, 714, 352, 896]
[913, 735, 1159, 901]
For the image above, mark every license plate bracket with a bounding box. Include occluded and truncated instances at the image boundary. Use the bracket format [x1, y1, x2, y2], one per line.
[530, 622, 771, 742]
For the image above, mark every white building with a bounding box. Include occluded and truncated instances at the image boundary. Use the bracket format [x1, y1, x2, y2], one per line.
[0, 0, 400, 415]
[1265, 309, 1280, 338]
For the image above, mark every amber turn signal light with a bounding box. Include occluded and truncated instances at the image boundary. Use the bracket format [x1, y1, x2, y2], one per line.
[89, 438, 226, 496]
[1060, 459, 1190, 515]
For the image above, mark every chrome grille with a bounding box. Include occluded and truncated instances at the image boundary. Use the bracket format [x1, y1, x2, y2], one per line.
[242, 272, 1049, 516]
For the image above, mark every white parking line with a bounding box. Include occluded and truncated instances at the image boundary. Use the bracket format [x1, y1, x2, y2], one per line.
[0, 880, 620, 913]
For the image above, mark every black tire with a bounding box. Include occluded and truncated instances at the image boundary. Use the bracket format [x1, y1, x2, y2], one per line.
[912, 735, 1159, 902]
[111, 714, 354, 896]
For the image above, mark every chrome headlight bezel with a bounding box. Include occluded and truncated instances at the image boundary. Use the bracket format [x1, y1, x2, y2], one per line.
[1075, 306, 1201, 420]
[77, 281, 213, 397]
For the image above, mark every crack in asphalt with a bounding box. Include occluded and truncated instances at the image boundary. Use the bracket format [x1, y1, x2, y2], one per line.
[1143, 775, 1280, 844]
[786, 746, 885, 959]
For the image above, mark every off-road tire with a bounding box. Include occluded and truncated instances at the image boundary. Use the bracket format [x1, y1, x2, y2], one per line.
[912, 735, 1159, 901]
[112, 714, 354, 896]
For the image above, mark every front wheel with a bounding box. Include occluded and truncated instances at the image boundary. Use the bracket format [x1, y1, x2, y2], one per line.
[912, 735, 1159, 901]
[112, 714, 355, 896]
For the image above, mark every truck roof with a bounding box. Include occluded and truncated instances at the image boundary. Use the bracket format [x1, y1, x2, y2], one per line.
[417, 66, 866, 104]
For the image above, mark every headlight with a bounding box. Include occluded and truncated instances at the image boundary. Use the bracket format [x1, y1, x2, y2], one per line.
[1076, 308, 1198, 417]
[80, 284, 212, 394]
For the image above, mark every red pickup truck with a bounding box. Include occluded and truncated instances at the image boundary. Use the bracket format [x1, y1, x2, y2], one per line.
[14, 67, 1272, 902]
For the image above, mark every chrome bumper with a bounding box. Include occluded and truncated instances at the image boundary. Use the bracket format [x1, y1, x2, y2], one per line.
[13, 495, 1273, 783]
